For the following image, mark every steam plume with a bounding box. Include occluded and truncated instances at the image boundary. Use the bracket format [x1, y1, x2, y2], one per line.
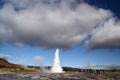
[51, 48, 64, 73]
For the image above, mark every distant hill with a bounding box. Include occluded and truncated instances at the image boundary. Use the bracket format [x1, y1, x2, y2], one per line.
[0, 58, 20, 68]
[27, 66, 81, 72]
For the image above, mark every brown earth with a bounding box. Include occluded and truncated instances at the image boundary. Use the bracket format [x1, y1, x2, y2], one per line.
[0, 58, 20, 68]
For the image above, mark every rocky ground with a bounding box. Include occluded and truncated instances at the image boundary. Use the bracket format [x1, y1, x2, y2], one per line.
[0, 72, 120, 80]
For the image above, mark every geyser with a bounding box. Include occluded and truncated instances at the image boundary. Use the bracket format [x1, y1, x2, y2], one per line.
[51, 48, 64, 73]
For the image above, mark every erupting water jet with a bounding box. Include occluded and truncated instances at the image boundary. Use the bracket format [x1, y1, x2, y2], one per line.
[51, 48, 64, 73]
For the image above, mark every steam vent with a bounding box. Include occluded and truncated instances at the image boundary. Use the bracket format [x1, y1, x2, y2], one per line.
[51, 48, 64, 73]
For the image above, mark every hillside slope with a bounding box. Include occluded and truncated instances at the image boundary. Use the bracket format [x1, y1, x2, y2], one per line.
[0, 58, 20, 68]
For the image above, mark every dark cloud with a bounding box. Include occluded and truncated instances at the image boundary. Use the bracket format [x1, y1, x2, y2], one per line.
[0, 0, 112, 49]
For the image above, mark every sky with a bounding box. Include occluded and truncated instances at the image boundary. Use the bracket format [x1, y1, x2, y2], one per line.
[0, 0, 120, 69]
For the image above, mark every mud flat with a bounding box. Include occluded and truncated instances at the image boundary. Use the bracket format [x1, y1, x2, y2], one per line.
[0, 72, 120, 80]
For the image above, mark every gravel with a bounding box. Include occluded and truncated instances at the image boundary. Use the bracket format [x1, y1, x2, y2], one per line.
[0, 72, 119, 80]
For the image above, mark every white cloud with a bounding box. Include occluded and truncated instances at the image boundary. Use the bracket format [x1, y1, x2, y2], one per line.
[34, 56, 44, 66]
[0, 54, 10, 60]
[86, 18, 120, 49]
[0, 0, 112, 49]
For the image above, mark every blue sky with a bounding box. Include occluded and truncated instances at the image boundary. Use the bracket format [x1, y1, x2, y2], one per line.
[0, 0, 120, 68]
[0, 43, 120, 67]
